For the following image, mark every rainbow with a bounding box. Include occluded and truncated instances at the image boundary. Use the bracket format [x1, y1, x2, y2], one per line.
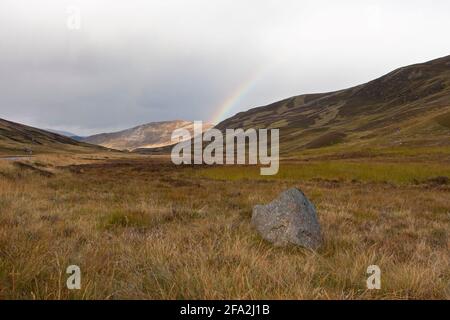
[209, 69, 265, 125]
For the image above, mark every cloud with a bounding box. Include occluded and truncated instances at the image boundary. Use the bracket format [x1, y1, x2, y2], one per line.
[0, 0, 449, 135]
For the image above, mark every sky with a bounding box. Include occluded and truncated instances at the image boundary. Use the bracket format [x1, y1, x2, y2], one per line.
[0, 0, 449, 136]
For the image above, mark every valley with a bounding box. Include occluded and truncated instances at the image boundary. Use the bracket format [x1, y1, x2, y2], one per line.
[0, 55, 449, 299]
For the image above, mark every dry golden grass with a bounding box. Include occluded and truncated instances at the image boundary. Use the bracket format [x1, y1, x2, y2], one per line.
[0, 154, 449, 299]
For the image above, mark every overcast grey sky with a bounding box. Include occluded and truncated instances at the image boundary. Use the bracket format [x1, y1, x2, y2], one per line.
[0, 0, 449, 135]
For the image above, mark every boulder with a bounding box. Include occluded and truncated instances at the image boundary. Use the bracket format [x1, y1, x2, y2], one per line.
[252, 188, 322, 250]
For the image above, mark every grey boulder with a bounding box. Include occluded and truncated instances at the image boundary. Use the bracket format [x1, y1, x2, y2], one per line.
[252, 188, 323, 250]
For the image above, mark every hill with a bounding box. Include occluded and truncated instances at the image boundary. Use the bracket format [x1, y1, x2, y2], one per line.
[216, 55, 450, 154]
[0, 118, 105, 155]
[82, 120, 213, 151]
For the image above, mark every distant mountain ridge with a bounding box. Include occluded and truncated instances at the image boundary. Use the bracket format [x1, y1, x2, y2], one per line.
[45, 129, 78, 137]
[45, 129, 85, 141]
[82, 120, 213, 151]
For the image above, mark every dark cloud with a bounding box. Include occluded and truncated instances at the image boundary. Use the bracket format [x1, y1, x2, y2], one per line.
[0, 0, 449, 135]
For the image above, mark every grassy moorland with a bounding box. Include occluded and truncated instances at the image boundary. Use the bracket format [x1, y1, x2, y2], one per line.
[0, 149, 449, 299]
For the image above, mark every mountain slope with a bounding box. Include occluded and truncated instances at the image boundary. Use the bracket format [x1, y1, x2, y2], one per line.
[0, 118, 105, 155]
[216, 55, 450, 154]
[82, 120, 213, 151]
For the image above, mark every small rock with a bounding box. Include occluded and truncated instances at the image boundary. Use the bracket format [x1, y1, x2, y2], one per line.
[252, 188, 323, 250]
